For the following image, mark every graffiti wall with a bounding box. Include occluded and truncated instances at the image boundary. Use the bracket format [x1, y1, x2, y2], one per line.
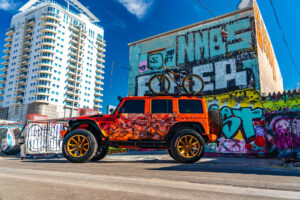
[0, 124, 24, 155]
[263, 91, 300, 159]
[129, 9, 261, 96]
[205, 89, 266, 154]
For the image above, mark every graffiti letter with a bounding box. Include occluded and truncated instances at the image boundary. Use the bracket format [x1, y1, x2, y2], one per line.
[209, 27, 226, 57]
[192, 63, 214, 91]
[233, 108, 263, 140]
[215, 59, 247, 89]
[221, 107, 241, 139]
[195, 30, 209, 60]
[177, 33, 194, 65]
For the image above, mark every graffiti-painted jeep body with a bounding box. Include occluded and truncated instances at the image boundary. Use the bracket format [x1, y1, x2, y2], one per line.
[62, 95, 220, 163]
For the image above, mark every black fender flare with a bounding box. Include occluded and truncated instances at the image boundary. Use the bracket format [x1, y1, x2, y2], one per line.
[68, 119, 105, 139]
[165, 122, 207, 142]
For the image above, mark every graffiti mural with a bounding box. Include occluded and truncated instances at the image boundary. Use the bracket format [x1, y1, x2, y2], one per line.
[21, 121, 66, 157]
[263, 90, 300, 159]
[0, 124, 24, 155]
[130, 12, 259, 96]
[205, 89, 266, 154]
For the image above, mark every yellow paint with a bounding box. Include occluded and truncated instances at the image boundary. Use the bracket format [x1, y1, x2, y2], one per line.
[235, 130, 243, 140]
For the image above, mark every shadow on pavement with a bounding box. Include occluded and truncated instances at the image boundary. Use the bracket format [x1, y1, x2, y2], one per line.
[149, 163, 300, 177]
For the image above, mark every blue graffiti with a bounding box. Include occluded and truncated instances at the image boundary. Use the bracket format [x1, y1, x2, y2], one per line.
[221, 107, 263, 141]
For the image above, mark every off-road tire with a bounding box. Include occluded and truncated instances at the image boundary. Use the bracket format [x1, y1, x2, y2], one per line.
[208, 110, 223, 138]
[63, 129, 98, 163]
[168, 149, 175, 159]
[91, 146, 109, 161]
[170, 128, 205, 163]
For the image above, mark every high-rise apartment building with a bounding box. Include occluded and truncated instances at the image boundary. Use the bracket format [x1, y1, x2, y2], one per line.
[0, 0, 106, 121]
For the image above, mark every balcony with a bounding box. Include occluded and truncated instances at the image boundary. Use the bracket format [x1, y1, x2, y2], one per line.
[4, 36, 12, 42]
[94, 105, 102, 109]
[22, 53, 30, 59]
[18, 79, 26, 85]
[20, 65, 28, 72]
[94, 88, 103, 93]
[2, 54, 10, 60]
[23, 47, 30, 52]
[23, 40, 31, 46]
[94, 99, 103, 103]
[40, 34, 56, 40]
[0, 67, 8, 72]
[71, 32, 78, 38]
[26, 27, 33, 33]
[16, 93, 24, 99]
[38, 56, 54, 61]
[3, 49, 11, 54]
[42, 21, 58, 28]
[69, 23, 79, 32]
[21, 59, 29, 65]
[17, 86, 25, 92]
[95, 79, 104, 85]
[4, 42, 12, 48]
[25, 33, 32, 39]
[41, 27, 57, 34]
[19, 72, 27, 78]
[1, 60, 9, 66]
[96, 38, 106, 47]
[96, 57, 105, 63]
[41, 12, 60, 22]
[66, 83, 75, 89]
[70, 38, 79, 45]
[0, 78, 6, 84]
[36, 68, 53, 75]
[69, 50, 77, 57]
[35, 84, 51, 89]
[34, 92, 50, 96]
[95, 74, 104, 79]
[6, 28, 14, 36]
[37, 63, 53, 68]
[0, 72, 7, 78]
[97, 45, 106, 52]
[39, 48, 55, 54]
[97, 52, 105, 58]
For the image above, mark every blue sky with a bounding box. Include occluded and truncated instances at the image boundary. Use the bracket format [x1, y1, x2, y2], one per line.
[0, 0, 299, 113]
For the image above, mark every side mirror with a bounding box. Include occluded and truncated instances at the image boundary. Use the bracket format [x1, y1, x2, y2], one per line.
[117, 96, 122, 102]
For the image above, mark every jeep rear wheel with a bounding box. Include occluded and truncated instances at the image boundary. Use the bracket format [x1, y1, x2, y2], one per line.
[171, 128, 205, 163]
[91, 146, 109, 161]
[63, 129, 98, 163]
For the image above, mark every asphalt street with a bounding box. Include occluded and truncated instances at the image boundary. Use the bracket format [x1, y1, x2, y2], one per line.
[0, 152, 299, 200]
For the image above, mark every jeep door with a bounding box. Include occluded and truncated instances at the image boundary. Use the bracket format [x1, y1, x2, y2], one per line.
[109, 99, 150, 141]
[149, 99, 175, 140]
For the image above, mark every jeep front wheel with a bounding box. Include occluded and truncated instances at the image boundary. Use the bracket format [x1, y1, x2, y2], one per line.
[63, 129, 98, 163]
[170, 128, 205, 163]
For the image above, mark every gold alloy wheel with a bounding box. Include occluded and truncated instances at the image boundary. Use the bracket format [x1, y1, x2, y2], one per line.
[67, 135, 89, 157]
[177, 135, 200, 158]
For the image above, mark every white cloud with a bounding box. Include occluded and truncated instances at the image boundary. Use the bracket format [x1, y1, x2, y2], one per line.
[0, 0, 19, 11]
[118, 0, 154, 19]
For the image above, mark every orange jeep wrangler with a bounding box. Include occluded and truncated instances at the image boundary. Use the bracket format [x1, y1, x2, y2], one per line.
[61, 95, 222, 163]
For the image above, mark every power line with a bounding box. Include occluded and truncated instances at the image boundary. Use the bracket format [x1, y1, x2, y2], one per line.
[197, 0, 251, 43]
[269, 0, 300, 77]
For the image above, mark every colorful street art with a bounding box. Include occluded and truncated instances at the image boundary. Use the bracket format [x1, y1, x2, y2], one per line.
[0, 124, 24, 155]
[127, 5, 292, 159]
[205, 89, 266, 154]
[129, 11, 261, 96]
[263, 91, 300, 159]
